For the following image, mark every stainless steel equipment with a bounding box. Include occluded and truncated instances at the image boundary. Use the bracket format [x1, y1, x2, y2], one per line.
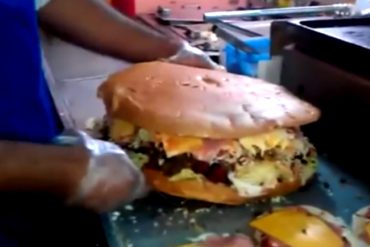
[203, 4, 353, 21]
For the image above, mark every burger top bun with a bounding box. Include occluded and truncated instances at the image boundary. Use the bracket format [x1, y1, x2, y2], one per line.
[98, 62, 320, 139]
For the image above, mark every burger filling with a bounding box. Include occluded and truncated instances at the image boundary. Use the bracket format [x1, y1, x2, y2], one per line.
[104, 119, 317, 197]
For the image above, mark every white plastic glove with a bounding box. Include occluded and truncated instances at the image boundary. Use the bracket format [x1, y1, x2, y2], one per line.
[56, 131, 148, 212]
[165, 41, 225, 70]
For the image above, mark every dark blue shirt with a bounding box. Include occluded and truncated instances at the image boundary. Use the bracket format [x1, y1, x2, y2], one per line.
[0, 0, 62, 143]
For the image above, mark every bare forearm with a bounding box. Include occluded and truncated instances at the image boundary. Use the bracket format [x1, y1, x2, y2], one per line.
[0, 141, 88, 198]
[38, 0, 182, 62]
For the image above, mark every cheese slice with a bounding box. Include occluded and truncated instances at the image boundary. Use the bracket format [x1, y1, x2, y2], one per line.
[250, 208, 343, 247]
[365, 222, 370, 239]
[110, 119, 135, 140]
[160, 134, 203, 157]
[239, 129, 293, 154]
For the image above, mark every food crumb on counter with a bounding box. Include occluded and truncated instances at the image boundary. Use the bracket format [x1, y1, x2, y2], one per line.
[111, 211, 121, 221]
[195, 208, 211, 214]
[157, 208, 164, 214]
[162, 229, 168, 235]
[183, 209, 189, 219]
[175, 207, 185, 212]
[134, 229, 140, 233]
[217, 210, 224, 215]
[124, 205, 134, 211]
[153, 221, 159, 228]
[189, 218, 196, 224]
[129, 216, 137, 224]
[271, 196, 287, 204]
[186, 233, 217, 242]
[125, 240, 134, 247]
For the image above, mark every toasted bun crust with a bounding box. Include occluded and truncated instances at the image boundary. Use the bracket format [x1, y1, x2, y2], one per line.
[143, 168, 302, 205]
[98, 62, 320, 139]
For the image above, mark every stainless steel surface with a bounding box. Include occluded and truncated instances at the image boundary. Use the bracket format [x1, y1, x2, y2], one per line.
[103, 50, 370, 247]
[41, 36, 131, 130]
[103, 157, 370, 247]
[203, 4, 353, 22]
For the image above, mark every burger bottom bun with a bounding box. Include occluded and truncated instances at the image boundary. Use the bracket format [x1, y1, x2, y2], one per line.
[143, 168, 302, 205]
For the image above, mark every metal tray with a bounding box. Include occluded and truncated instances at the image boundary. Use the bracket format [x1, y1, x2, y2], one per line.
[102, 155, 370, 247]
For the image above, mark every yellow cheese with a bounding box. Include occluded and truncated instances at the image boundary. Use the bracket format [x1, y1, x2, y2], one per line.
[109, 119, 135, 140]
[160, 135, 203, 157]
[250, 208, 343, 247]
[239, 129, 293, 154]
[169, 169, 203, 181]
[229, 161, 294, 197]
[365, 222, 370, 239]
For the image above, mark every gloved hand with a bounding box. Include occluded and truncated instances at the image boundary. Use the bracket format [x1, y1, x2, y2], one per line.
[165, 41, 225, 70]
[58, 131, 148, 212]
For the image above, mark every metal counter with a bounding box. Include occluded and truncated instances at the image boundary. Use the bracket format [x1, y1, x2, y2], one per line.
[103, 156, 370, 247]
[43, 31, 370, 247]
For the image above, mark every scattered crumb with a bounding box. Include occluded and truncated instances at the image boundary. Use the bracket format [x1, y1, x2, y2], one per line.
[189, 218, 196, 224]
[218, 210, 224, 215]
[162, 229, 168, 236]
[271, 196, 284, 203]
[187, 233, 217, 242]
[175, 208, 185, 212]
[153, 222, 159, 228]
[124, 205, 134, 211]
[125, 240, 134, 247]
[157, 208, 164, 214]
[195, 208, 211, 214]
[111, 211, 121, 221]
[183, 209, 189, 219]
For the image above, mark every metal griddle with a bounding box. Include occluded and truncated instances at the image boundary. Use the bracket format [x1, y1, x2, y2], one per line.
[102, 156, 370, 247]
[100, 16, 370, 247]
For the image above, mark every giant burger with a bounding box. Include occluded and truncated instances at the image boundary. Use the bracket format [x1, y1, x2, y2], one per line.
[97, 61, 320, 205]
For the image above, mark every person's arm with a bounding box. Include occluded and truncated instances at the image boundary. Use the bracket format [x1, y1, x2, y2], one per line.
[0, 132, 146, 212]
[0, 141, 88, 197]
[38, 0, 182, 62]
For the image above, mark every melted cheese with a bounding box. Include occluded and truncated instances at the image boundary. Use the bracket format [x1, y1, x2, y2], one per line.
[229, 162, 294, 197]
[250, 208, 344, 247]
[160, 134, 203, 157]
[365, 222, 370, 239]
[239, 129, 293, 154]
[169, 169, 203, 182]
[110, 119, 135, 140]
